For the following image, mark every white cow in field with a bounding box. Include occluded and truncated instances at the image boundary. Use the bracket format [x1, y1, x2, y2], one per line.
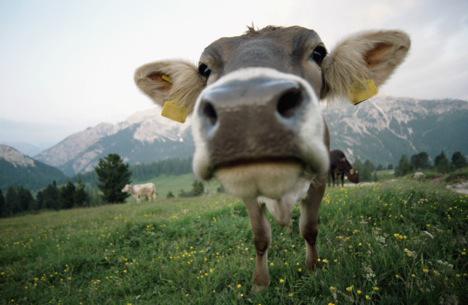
[122, 183, 157, 202]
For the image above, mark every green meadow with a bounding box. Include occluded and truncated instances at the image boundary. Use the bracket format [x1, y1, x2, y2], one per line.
[140, 173, 221, 198]
[0, 179, 466, 305]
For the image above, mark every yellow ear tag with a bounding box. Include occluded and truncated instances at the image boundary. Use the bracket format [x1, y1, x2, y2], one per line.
[161, 74, 172, 84]
[161, 100, 188, 123]
[348, 79, 378, 105]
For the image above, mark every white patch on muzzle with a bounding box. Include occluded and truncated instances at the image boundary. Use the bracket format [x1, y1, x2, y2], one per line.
[192, 67, 329, 199]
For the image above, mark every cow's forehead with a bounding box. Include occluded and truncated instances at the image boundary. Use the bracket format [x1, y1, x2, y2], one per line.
[201, 26, 323, 62]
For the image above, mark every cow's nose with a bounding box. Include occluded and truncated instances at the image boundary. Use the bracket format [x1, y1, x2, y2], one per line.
[198, 77, 309, 134]
[195, 76, 314, 168]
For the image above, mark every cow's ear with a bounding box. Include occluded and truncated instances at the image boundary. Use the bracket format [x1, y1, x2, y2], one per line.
[134, 60, 206, 121]
[321, 30, 410, 103]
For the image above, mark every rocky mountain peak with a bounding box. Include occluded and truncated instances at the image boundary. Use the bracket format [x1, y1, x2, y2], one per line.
[0, 144, 35, 167]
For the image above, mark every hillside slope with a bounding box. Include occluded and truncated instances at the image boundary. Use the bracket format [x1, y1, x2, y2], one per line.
[0, 145, 66, 190]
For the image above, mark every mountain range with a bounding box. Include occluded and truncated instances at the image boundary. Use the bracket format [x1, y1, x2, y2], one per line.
[324, 96, 468, 165]
[0, 144, 66, 190]
[35, 109, 193, 176]
[33, 96, 468, 176]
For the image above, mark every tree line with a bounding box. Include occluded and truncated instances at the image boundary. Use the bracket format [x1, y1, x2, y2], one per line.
[73, 157, 192, 186]
[0, 154, 132, 217]
[347, 150, 466, 182]
[2, 151, 466, 217]
[0, 181, 89, 217]
[0, 154, 194, 218]
[395, 151, 466, 176]
[352, 159, 379, 182]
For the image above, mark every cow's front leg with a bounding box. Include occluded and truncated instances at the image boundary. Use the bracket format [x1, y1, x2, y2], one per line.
[300, 180, 326, 270]
[245, 199, 271, 292]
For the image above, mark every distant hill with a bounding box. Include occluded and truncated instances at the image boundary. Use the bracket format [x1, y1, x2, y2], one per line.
[0, 141, 45, 156]
[36, 108, 193, 176]
[35, 97, 468, 175]
[0, 144, 66, 190]
[324, 97, 468, 165]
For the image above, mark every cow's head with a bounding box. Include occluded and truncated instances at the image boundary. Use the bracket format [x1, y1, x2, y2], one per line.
[135, 26, 409, 199]
[122, 184, 133, 193]
[347, 169, 360, 184]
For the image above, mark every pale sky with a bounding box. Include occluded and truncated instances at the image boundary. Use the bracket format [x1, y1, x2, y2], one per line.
[0, 0, 467, 146]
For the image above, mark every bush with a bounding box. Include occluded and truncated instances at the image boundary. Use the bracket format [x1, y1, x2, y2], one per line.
[178, 181, 205, 197]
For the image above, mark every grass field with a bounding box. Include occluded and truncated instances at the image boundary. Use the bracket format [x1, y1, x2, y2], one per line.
[141, 174, 221, 198]
[0, 179, 467, 305]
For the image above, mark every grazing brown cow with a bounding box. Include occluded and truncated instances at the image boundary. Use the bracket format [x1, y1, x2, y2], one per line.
[134, 26, 410, 291]
[329, 149, 359, 187]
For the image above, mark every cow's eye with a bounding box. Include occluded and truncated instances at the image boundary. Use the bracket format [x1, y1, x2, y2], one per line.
[198, 63, 211, 78]
[310, 45, 327, 65]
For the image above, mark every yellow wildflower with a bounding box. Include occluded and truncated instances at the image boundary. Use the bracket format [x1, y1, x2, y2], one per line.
[346, 285, 354, 292]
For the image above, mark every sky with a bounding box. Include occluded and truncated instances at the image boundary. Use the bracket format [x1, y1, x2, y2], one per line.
[0, 0, 467, 147]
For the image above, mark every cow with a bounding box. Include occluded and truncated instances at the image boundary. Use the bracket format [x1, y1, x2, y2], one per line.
[413, 171, 425, 180]
[134, 25, 410, 291]
[329, 149, 359, 187]
[122, 183, 157, 202]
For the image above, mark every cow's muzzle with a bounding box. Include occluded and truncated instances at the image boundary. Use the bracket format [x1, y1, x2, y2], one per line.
[192, 68, 328, 198]
[197, 76, 311, 168]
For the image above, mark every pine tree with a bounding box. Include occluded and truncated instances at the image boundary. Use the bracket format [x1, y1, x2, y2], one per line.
[43, 181, 61, 210]
[354, 159, 375, 182]
[0, 190, 5, 217]
[434, 151, 450, 173]
[410, 152, 431, 170]
[451, 152, 467, 169]
[36, 190, 45, 210]
[395, 155, 412, 176]
[95, 154, 132, 203]
[74, 180, 89, 207]
[17, 187, 35, 212]
[5, 187, 19, 215]
[60, 182, 76, 209]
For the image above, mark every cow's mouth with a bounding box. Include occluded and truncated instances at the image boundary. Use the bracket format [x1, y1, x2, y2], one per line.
[214, 156, 304, 171]
[213, 156, 315, 199]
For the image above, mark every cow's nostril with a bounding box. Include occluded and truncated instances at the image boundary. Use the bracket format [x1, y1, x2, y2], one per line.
[276, 87, 303, 119]
[202, 102, 218, 125]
